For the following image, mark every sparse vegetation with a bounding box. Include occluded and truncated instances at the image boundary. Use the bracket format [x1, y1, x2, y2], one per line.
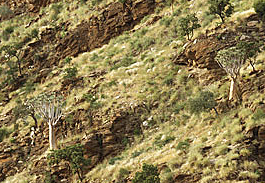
[0, 0, 265, 182]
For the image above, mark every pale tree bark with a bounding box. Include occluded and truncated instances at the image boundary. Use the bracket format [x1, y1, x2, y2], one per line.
[216, 47, 244, 102]
[33, 98, 63, 150]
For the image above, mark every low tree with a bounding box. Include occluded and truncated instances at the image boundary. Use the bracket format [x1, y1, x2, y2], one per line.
[12, 98, 38, 128]
[208, 0, 234, 23]
[0, 42, 24, 81]
[188, 91, 218, 115]
[47, 144, 90, 182]
[177, 13, 201, 40]
[215, 47, 245, 101]
[254, 0, 265, 20]
[236, 41, 262, 72]
[30, 92, 64, 150]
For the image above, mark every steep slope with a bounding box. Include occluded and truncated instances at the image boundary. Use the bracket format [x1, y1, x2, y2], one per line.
[1, 0, 265, 183]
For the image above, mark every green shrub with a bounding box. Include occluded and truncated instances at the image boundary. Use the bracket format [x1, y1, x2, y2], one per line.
[131, 150, 143, 158]
[176, 140, 190, 150]
[2, 26, 14, 41]
[254, 0, 265, 20]
[188, 91, 217, 115]
[64, 67, 78, 79]
[0, 5, 13, 19]
[117, 168, 130, 182]
[109, 156, 123, 165]
[132, 163, 160, 183]
[47, 144, 90, 182]
[0, 128, 10, 142]
[252, 109, 265, 121]
[153, 135, 175, 148]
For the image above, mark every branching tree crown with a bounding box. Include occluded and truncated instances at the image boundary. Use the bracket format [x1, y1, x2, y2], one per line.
[236, 41, 262, 72]
[215, 47, 245, 80]
[215, 47, 245, 101]
[177, 13, 201, 40]
[208, 0, 234, 23]
[30, 92, 65, 150]
[0, 42, 24, 83]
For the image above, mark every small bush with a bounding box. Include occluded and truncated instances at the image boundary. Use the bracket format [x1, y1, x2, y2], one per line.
[176, 140, 190, 151]
[0, 5, 13, 19]
[188, 91, 217, 115]
[131, 150, 143, 158]
[2, 26, 14, 41]
[252, 109, 265, 121]
[64, 67, 78, 79]
[132, 163, 160, 183]
[109, 156, 123, 165]
[48, 144, 90, 182]
[117, 168, 130, 182]
[0, 128, 10, 142]
[154, 135, 175, 148]
[254, 0, 265, 20]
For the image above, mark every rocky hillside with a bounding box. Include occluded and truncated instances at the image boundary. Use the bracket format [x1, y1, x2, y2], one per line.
[0, 0, 265, 182]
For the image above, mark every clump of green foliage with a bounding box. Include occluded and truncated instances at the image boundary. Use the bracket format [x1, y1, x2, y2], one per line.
[2, 26, 14, 41]
[252, 109, 265, 121]
[0, 42, 24, 84]
[47, 144, 90, 182]
[177, 13, 201, 40]
[109, 156, 123, 165]
[0, 127, 10, 142]
[30, 28, 40, 40]
[153, 135, 175, 148]
[236, 41, 262, 72]
[132, 163, 160, 183]
[254, 0, 265, 20]
[117, 168, 130, 182]
[188, 91, 217, 115]
[63, 57, 78, 80]
[0, 5, 13, 20]
[207, 0, 234, 23]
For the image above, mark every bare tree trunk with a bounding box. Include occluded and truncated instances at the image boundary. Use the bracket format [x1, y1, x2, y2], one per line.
[49, 123, 57, 150]
[229, 79, 234, 101]
[229, 78, 241, 102]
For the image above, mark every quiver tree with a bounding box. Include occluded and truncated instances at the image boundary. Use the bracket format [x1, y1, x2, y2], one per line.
[236, 41, 262, 72]
[31, 93, 64, 150]
[215, 47, 245, 101]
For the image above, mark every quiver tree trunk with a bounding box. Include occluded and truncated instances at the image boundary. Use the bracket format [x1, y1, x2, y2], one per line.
[49, 122, 57, 150]
[31, 93, 64, 150]
[229, 77, 241, 102]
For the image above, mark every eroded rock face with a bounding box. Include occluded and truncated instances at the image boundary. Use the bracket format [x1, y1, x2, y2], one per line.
[55, 0, 156, 61]
[0, 0, 59, 21]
